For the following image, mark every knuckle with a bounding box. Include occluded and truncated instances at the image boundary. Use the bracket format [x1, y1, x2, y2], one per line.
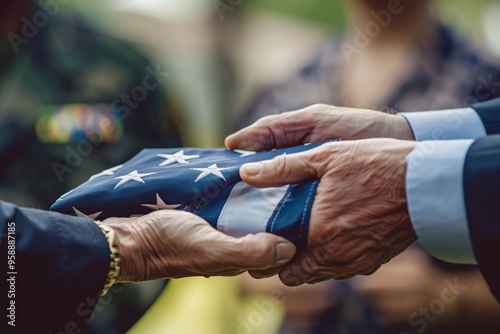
[306, 146, 333, 173]
[255, 114, 279, 126]
[306, 104, 340, 120]
[248, 270, 265, 279]
[361, 265, 382, 276]
[280, 268, 307, 286]
[275, 110, 293, 119]
[271, 155, 288, 175]
[243, 128, 275, 150]
[307, 103, 329, 111]
[252, 244, 270, 260]
[248, 239, 274, 265]
[350, 254, 381, 276]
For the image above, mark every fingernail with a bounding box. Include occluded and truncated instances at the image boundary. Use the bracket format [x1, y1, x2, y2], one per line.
[241, 162, 262, 177]
[276, 243, 296, 265]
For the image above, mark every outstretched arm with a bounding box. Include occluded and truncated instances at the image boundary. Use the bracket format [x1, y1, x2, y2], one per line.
[226, 99, 500, 302]
[1, 201, 295, 333]
[226, 98, 500, 151]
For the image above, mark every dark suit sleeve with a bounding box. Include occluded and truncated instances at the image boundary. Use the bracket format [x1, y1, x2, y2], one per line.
[463, 135, 500, 302]
[472, 97, 500, 135]
[0, 200, 110, 333]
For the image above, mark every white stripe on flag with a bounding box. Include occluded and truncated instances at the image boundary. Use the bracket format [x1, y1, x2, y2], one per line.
[217, 182, 289, 237]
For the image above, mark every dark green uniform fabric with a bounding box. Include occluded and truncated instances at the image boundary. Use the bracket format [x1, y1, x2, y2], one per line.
[0, 6, 181, 209]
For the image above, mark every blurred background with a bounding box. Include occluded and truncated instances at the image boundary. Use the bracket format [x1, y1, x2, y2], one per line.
[73, 2, 500, 334]
[73, 0, 500, 147]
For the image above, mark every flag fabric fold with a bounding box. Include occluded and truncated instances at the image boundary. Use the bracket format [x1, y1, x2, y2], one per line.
[51, 140, 339, 249]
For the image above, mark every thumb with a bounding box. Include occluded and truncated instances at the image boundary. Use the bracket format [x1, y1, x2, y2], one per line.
[225, 108, 322, 151]
[240, 152, 318, 187]
[230, 233, 296, 270]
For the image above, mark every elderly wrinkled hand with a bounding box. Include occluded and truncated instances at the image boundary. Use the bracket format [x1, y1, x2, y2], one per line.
[233, 138, 418, 286]
[225, 104, 415, 152]
[99, 210, 296, 282]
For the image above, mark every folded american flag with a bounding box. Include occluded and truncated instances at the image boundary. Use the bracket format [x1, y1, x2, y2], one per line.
[51, 140, 338, 249]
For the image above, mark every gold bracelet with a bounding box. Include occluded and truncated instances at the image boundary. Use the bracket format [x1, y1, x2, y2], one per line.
[95, 221, 121, 296]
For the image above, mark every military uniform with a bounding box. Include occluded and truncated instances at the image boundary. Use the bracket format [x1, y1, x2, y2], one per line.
[0, 7, 181, 209]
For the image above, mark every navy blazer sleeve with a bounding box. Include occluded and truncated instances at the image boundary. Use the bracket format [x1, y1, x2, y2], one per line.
[472, 98, 500, 135]
[464, 99, 500, 301]
[0, 200, 110, 333]
[464, 135, 500, 301]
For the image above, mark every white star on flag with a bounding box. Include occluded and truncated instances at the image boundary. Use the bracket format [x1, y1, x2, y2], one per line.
[157, 150, 200, 166]
[114, 170, 156, 189]
[73, 207, 102, 220]
[191, 164, 232, 182]
[141, 193, 182, 211]
[89, 165, 123, 181]
[234, 149, 256, 157]
[50, 140, 339, 249]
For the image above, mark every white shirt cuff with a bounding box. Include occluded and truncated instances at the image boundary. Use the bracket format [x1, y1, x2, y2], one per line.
[406, 140, 477, 264]
[399, 108, 487, 141]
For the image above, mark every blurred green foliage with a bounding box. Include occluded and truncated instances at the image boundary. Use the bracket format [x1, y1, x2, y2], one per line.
[243, 0, 347, 27]
[73, 0, 500, 44]
[242, 0, 499, 40]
